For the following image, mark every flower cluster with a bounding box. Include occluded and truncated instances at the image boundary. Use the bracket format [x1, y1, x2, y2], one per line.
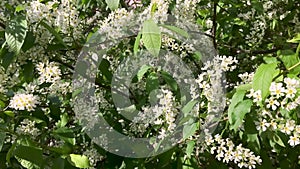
[16, 119, 40, 137]
[161, 35, 195, 58]
[130, 88, 179, 139]
[36, 61, 61, 84]
[205, 134, 262, 169]
[83, 147, 105, 168]
[9, 93, 39, 111]
[196, 55, 237, 112]
[126, 0, 143, 9]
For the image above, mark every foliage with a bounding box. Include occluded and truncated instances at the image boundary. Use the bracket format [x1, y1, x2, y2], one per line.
[0, 0, 299, 169]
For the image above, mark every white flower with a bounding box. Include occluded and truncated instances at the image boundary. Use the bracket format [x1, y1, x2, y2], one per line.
[255, 119, 270, 131]
[16, 119, 40, 137]
[37, 61, 61, 83]
[9, 93, 39, 111]
[284, 77, 300, 88]
[205, 135, 214, 146]
[253, 90, 262, 103]
[288, 135, 300, 146]
[269, 82, 285, 98]
[125, 0, 142, 9]
[285, 86, 297, 99]
[269, 120, 278, 130]
[247, 89, 262, 103]
[265, 97, 280, 110]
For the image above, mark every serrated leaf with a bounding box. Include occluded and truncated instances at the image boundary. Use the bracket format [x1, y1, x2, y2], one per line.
[160, 24, 189, 38]
[229, 99, 253, 132]
[68, 154, 90, 168]
[142, 19, 161, 57]
[5, 15, 27, 54]
[105, 0, 119, 10]
[252, 63, 278, 99]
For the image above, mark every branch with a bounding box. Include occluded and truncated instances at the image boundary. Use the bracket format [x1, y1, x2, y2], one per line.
[211, 0, 218, 49]
[221, 44, 283, 55]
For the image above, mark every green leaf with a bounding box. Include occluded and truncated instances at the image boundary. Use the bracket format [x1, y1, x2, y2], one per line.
[51, 158, 65, 169]
[246, 134, 261, 153]
[15, 156, 40, 169]
[160, 24, 189, 38]
[146, 72, 159, 94]
[287, 33, 300, 43]
[6, 139, 17, 164]
[0, 48, 15, 70]
[15, 5, 25, 12]
[252, 63, 278, 100]
[182, 100, 198, 115]
[134, 32, 142, 56]
[5, 15, 27, 54]
[0, 132, 5, 151]
[68, 154, 90, 168]
[229, 99, 253, 131]
[228, 90, 246, 124]
[161, 71, 178, 91]
[272, 133, 285, 147]
[236, 83, 252, 91]
[22, 61, 34, 82]
[105, 0, 119, 10]
[21, 31, 35, 52]
[185, 140, 195, 159]
[183, 120, 198, 140]
[137, 65, 151, 81]
[14, 145, 45, 167]
[278, 50, 300, 74]
[142, 19, 161, 57]
[4, 110, 14, 117]
[39, 20, 67, 47]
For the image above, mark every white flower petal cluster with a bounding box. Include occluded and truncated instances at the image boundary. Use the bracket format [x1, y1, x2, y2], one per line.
[83, 147, 105, 168]
[205, 134, 262, 169]
[26, 0, 82, 37]
[278, 120, 300, 147]
[36, 61, 61, 83]
[247, 89, 262, 104]
[238, 72, 254, 84]
[9, 93, 39, 111]
[130, 88, 179, 139]
[16, 119, 40, 137]
[126, 0, 143, 9]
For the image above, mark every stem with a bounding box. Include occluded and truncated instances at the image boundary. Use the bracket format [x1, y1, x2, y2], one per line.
[287, 43, 300, 71]
[288, 61, 300, 71]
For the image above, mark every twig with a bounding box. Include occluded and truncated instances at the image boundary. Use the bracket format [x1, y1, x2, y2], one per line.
[211, 0, 218, 49]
